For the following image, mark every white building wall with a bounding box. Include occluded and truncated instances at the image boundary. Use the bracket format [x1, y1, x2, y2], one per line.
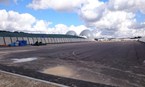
[17, 37, 23, 41]
[51, 38, 55, 43]
[64, 38, 67, 42]
[56, 38, 60, 43]
[28, 38, 34, 44]
[67, 38, 70, 42]
[37, 37, 42, 42]
[33, 37, 38, 43]
[44, 38, 48, 43]
[57, 38, 60, 43]
[60, 38, 63, 43]
[4, 37, 12, 45]
[11, 37, 18, 43]
[47, 38, 51, 43]
[41, 38, 46, 43]
[53, 38, 57, 43]
[0, 37, 5, 45]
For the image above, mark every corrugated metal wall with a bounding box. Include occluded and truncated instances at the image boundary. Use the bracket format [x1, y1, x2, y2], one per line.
[0, 30, 89, 46]
[0, 37, 5, 46]
[0, 36, 88, 46]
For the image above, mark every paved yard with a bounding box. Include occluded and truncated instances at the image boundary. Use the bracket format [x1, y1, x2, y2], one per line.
[0, 41, 145, 87]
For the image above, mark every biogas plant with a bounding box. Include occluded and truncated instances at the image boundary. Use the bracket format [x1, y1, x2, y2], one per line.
[0, 30, 95, 47]
[1, 30, 145, 87]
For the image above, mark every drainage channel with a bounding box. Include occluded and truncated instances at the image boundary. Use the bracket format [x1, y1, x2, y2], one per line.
[0, 64, 115, 87]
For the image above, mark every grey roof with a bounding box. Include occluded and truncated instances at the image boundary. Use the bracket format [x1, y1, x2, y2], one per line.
[0, 31, 84, 38]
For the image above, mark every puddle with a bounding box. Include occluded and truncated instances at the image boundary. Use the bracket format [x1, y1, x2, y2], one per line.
[12, 57, 37, 63]
[143, 60, 145, 66]
[143, 60, 145, 63]
[42, 66, 75, 77]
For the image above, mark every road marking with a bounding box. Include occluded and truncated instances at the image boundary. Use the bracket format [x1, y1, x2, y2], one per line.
[72, 51, 76, 56]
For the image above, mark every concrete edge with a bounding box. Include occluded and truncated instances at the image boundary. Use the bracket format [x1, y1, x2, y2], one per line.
[0, 70, 68, 87]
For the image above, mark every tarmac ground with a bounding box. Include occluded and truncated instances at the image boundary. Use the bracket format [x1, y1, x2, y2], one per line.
[0, 41, 145, 87]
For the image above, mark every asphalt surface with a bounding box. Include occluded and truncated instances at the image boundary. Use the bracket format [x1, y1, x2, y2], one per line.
[0, 41, 145, 87]
[0, 70, 61, 87]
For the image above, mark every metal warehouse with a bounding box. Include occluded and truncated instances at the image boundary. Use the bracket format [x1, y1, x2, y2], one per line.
[0, 31, 90, 46]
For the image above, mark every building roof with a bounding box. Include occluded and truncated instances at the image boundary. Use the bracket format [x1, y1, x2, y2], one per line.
[0, 31, 84, 38]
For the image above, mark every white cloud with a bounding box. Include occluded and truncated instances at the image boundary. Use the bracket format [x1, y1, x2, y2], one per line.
[47, 24, 68, 34]
[129, 22, 145, 29]
[27, 0, 87, 11]
[0, 10, 37, 32]
[78, 0, 105, 22]
[2, 0, 145, 38]
[82, 0, 145, 38]
[28, 0, 105, 22]
[108, 0, 136, 11]
[0, 9, 51, 33]
[46, 24, 88, 35]
[137, 0, 145, 14]
[108, 0, 145, 14]
[27, 0, 145, 38]
[0, 9, 88, 35]
[97, 10, 134, 28]
[87, 9, 145, 38]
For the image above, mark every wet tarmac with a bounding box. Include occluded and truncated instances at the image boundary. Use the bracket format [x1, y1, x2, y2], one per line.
[0, 41, 145, 87]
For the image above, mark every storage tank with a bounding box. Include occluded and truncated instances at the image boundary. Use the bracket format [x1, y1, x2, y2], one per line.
[66, 31, 77, 36]
[80, 30, 94, 40]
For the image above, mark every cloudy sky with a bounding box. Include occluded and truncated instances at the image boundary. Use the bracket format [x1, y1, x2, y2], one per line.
[0, 0, 145, 38]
